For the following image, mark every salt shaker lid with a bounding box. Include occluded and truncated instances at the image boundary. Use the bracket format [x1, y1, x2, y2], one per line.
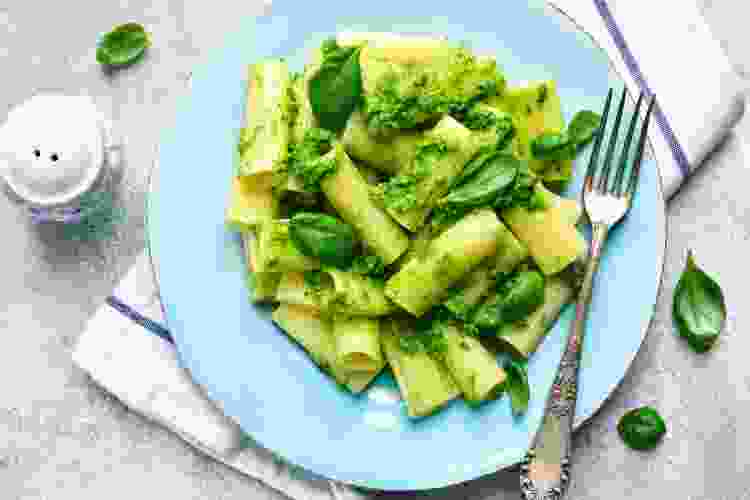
[0, 94, 104, 207]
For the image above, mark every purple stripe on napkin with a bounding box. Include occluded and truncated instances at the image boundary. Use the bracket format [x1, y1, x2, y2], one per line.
[106, 295, 174, 344]
[593, 0, 691, 178]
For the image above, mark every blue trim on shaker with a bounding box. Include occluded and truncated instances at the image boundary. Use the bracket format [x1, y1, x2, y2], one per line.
[593, 0, 691, 177]
[106, 295, 175, 344]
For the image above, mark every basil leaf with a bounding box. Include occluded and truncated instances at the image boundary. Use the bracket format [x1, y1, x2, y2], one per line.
[617, 406, 666, 450]
[288, 212, 357, 268]
[452, 148, 497, 188]
[350, 254, 385, 278]
[567, 110, 602, 146]
[504, 358, 530, 416]
[472, 294, 503, 331]
[96, 23, 150, 67]
[499, 270, 545, 323]
[303, 270, 324, 289]
[308, 41, 362, 133]
[441, 154, 518, 208]
[530, 132, 576, 161]
[493, 161, 539, 211]
[673, 250, 726, 353]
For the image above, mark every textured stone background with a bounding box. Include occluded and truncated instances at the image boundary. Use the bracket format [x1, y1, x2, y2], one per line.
[1, 1, 749, 499]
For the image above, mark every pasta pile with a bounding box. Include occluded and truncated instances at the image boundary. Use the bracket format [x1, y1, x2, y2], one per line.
[226, 33, 589, 418]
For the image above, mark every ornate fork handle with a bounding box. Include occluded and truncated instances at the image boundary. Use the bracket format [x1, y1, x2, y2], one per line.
[520, 223, 608, 500]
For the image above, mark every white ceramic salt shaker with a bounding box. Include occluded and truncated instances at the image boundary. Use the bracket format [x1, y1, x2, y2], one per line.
[0, 94, 120, 222]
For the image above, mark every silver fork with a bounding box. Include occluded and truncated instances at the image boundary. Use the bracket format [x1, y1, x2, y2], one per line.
[519, 87, 655, 500]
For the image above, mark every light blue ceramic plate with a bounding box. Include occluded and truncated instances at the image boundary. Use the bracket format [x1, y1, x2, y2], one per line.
[148, 0, 665, 491]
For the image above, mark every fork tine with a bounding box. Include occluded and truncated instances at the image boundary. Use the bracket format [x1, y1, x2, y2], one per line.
[584, 89, 613, 192]
[597, 87, 628, 193]
[626, 95, 656, 196]
[613, 92, 644, 196]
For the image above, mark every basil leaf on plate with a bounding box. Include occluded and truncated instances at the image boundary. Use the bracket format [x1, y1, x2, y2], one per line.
[530, 131, 576, 161]
[289, 212, 357, 268]
[97, 23, 150, 67]
[498, 270, 545, 323]
[504, 358, 530, 416]
[617, 406, 667, 450]
[673, 250, 726, 353]
[350, 254, 385, 278]
[452, 148, 498, 188]
[308, 39, 363, 133]
[441, 153, 518, 208]
[567, 110, 602, 146]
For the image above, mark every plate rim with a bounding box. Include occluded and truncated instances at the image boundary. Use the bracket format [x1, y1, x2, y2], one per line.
[144, 2, 668, 490]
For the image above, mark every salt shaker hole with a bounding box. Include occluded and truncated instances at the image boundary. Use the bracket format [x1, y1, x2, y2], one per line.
[50, 153, 59, 162]
[33, 148, 40, 158]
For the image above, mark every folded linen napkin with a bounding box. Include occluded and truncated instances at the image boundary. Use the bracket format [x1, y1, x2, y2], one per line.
[73, 0, 746, 498]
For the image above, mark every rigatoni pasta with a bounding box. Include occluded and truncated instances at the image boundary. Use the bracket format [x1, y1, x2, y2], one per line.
[385, 208, 501, 317]
[227, 32, 595, 420]
[319, 144, 410, 264]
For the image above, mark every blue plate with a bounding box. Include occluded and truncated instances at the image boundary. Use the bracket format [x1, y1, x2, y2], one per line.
[148, 0, 665, 491]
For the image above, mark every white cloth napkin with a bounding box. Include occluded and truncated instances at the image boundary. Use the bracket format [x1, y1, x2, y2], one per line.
[73, 1, 746, 498]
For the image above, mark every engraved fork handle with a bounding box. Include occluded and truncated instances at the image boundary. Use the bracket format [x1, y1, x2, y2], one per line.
[520, 223, 608, 500]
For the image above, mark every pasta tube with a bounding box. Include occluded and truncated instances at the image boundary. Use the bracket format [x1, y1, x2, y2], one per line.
[255, 221, 320, 273]
[319, 144, 410, 264]
[497, 275, 575, 359]
[501, 184, 586, 276]
[238, 60, 293, 179]
[380, 319, 460, 418]
[242, 231, 280, 303]
[272, 304, 383, 394]
[441, 324, 506, 405]
[386, 208, 501, 317]
[332, 316, 383, 373]
[225, 174, 279, 231]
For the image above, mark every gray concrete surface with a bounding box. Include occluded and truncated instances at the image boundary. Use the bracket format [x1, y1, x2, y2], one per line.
[1, 1, 749, 499]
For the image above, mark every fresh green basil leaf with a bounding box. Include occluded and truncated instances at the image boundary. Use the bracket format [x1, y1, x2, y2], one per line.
[493, 161, 540, 211]
[350, 254, 385, 278]
[673, 250, 726, 353]
[567, 110, 602, 147]
[499, 270, 545, 322]
[617, 406, 667, 450]
[96, 23, 150, 67]
[308, 42, 362, 133]
[288, 212, 357, 268]
[452, 148, 497, 188]
[303, 270, 324, 290]
[441, 153, 518, 208]
[530, 132, 576, 161]
[461, 107, 500, 131]
[473, 294, 503, 331]
[429, 203, 470, 235]
[504, 358, 530, 416]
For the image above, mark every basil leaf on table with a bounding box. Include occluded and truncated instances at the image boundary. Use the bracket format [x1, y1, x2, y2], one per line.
[673, 250, 726, 353]
[617, 406, 667, 450]
[441, 153, 518, 208]
[567, 110, 602, 146]
[97, 23, 150, 67]
[308, 40, 362, 133]
[530, 132, 576, 161]
[504, 358, 530, 416]
[289, 212, 357, 268]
